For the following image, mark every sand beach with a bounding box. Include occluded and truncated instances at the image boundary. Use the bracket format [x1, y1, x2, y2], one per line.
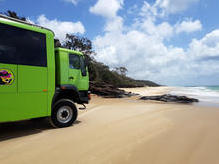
[0, 87, 219, 164]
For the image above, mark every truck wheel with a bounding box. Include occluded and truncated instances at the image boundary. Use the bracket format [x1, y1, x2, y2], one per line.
[50, 99, 78, 128]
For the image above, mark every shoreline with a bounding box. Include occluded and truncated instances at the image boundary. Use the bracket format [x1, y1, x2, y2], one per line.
[121, 86, 171, 96]
[123, 86, 219, 108]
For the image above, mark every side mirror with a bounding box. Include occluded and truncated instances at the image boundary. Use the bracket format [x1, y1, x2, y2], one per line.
[84, 57, 89, 68]
[81, 68, 87, 76]
[80, 56, 87, 76]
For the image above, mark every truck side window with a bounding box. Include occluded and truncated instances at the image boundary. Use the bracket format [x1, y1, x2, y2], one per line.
[0, 23, 47, 67]
[69, 54, 80, 69]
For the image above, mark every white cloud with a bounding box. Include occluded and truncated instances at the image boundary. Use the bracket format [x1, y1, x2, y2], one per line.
[189, 30, 219, 58]
[136, 18, 174, 40]
[140, 1, 159, 18]
[89, 0, 124, 19]
[91, 0, 219, 85]
[134, 17, 202, 41]
[93, 29, 187, 85]
[105, 16, 123, 32]
[175, 19, 202, 34]
[93, 25, 219, 85]
[26, 17, 35, 24]
[36, 15, 85, 42]
[155, 0, 200, 14]
[137, 2, 202, 38]
[63, 0, 79, 5]
[140, 0, 200, 18]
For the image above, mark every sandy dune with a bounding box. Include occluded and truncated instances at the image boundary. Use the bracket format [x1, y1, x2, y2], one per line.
[0, 87, 219, 164]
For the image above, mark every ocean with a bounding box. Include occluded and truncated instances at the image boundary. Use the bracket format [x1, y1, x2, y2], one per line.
[170, 86, 219, 107]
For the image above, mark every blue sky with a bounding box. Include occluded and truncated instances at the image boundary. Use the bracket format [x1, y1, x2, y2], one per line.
[1, 0, 219, 86]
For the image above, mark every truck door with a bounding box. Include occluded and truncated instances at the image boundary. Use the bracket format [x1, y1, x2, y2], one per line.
[68, 54, 89, 90]
[0, 22, 48, 122]
[16, 27, 48, 119]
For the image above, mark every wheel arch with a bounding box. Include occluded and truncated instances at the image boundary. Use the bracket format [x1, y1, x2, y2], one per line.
[52, 85, 80, 110]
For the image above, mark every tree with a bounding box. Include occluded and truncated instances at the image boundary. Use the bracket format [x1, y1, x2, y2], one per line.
[4, 10, 26, 21]
[115, 67, 128, 76]
[63, 34, 95, 57]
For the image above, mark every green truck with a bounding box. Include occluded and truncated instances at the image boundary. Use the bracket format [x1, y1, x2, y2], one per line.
[0, 14, 90, 128]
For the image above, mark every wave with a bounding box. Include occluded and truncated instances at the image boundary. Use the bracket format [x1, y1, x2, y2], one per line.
[170, 86, 219, 104]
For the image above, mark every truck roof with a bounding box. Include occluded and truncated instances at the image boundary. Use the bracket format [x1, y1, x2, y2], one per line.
[0, 14, 55, 35]
[55, 48, 83, 56]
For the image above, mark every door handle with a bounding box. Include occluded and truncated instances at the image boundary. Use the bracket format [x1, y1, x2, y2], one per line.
[69, 76, 74, 80]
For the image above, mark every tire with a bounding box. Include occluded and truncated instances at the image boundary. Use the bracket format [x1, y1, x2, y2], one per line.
[50, 99, 78, 128]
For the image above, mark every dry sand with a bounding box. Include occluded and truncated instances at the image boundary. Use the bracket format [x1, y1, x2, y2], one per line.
[0, 87, 219, 164]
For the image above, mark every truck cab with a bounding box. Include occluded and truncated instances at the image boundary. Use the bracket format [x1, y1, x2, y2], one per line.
[55, 48, 89, 104]
[0, 14, 90, 128]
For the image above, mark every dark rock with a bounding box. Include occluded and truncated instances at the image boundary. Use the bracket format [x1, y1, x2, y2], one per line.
[89, 81, 138, 98]
[140, 94, 199, 103]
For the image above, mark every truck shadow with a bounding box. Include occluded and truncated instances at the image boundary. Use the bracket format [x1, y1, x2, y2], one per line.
[0, 119, 81, 142]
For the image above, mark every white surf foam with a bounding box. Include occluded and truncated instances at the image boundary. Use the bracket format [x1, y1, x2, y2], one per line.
[170, 87, 219, 104]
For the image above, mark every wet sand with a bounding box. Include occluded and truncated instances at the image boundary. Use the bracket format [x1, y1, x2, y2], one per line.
[0, 87, 219, 164]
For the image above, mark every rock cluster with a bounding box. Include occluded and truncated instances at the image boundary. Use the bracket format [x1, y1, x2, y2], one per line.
[140, 94, 199, 103]
[90, 81, 138, 98]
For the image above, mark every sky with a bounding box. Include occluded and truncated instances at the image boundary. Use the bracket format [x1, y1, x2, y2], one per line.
[1, 0, 219, 86]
